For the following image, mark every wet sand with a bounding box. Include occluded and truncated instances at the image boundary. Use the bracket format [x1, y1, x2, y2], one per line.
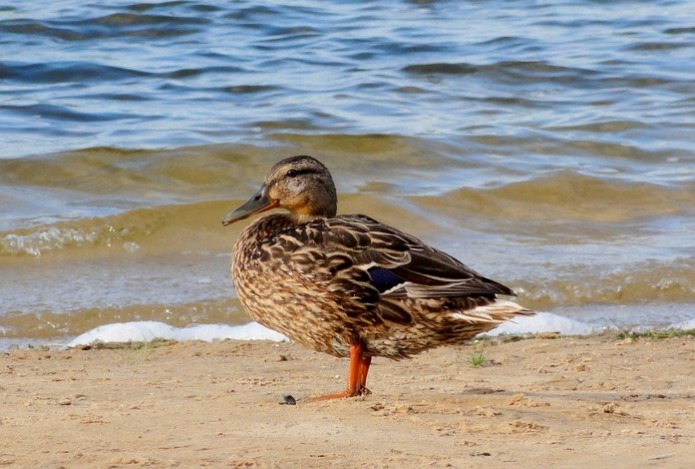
[1, 335, 694, 468]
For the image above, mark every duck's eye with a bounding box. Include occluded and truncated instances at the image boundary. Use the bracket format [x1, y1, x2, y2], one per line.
[286, 169, 298, 178]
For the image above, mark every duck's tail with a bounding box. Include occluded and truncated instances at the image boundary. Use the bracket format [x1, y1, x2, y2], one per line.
[449, 299, 534, 324]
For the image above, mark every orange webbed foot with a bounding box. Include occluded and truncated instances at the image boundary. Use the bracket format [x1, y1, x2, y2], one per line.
[303, 343, 372, 403]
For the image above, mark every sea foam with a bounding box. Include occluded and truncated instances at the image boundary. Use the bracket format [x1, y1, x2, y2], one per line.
[67, 312, 605, 348]
[66, 312, 695, 348]
[67, 320, 288, 347]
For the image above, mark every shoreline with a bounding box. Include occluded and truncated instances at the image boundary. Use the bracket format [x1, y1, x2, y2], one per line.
[2, 334, 694, 467]
[3, 311, 694, 353]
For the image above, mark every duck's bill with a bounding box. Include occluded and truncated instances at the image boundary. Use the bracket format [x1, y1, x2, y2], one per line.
[222, 185, 279, 226]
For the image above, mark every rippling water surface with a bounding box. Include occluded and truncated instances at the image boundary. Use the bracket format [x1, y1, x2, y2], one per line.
[1, 1, 694, 347]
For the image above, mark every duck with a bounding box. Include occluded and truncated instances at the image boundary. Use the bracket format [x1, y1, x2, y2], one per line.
[222, 155, 532, 400]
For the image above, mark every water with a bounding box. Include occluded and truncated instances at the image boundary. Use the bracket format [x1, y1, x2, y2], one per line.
[1, 1, 695, 348]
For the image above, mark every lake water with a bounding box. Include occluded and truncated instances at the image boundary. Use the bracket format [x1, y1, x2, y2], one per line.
[1, 0, 694, 348]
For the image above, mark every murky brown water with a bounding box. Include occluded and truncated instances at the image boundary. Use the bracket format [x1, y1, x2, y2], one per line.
[2, 137, 694, 345]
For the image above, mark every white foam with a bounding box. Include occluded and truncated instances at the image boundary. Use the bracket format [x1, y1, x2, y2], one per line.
[65, 312, 695, 349]
[67, 321, 288, 347]
[669, 317, 695, 330]
[484, 312, 597, 336]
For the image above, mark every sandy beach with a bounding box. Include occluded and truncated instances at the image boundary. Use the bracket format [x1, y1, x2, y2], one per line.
[1, 334, 694, 468]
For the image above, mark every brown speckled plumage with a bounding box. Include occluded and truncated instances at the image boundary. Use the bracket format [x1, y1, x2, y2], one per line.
[223, 155, 533, 399]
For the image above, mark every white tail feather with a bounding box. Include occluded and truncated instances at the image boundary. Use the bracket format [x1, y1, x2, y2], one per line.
[449, 300, 532, 323]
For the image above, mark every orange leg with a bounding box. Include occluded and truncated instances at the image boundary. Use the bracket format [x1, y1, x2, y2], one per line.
[305, 343, 372, 401]
[357, 354, 372, 395]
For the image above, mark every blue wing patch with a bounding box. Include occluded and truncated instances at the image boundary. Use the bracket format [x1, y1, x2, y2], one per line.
[368, 267, 406, 294]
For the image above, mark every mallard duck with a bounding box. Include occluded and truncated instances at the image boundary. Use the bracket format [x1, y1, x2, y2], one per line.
[223, 155, 532, 400]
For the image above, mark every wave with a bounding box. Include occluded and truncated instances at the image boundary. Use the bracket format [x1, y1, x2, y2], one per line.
[1, 61, 151, 83]
[2, 212, 694, 319]
[515, 258, 695, 309]
[2, 172, 692, 258]
[2, 143, 692, 218]
[0, 207, 166, 257]
[0, 299, 248, 341]
[428, 171, 695, 224]
[0, 200, 235, 257]
[0, 103, 137, 123]
[0, 13, 209, 42]
[403, 58, 690, 91]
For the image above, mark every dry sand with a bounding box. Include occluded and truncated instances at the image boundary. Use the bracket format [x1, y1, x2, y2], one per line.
[1, 334, 694, 468]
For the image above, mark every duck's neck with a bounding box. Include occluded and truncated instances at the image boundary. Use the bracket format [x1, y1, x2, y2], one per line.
[238, 211, 331, 248]
[240, 214, 294, 240]
[289, 212, 328, 225]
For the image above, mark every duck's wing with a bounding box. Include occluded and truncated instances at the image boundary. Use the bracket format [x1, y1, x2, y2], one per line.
[317, 215, 516, 300]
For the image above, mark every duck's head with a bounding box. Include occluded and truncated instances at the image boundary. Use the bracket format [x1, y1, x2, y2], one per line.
[222, 155, 338, 226]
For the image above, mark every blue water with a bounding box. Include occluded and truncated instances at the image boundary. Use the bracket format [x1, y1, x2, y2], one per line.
[2, 1, 694, 161]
